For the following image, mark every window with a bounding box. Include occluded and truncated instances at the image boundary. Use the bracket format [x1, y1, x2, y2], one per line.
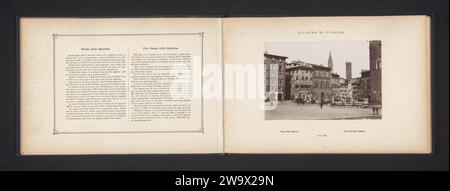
[376, 58, 381, 69]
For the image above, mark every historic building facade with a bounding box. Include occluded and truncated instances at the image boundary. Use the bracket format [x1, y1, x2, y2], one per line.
[264, 53, 288, 101]
[286, 61, 314, 102]
[352, 70, 371, 101]
[266, 45, 381, 106]
[369, 41, 382, 106]
[286, 60, 332, 101]
[311, 64, 332, 101]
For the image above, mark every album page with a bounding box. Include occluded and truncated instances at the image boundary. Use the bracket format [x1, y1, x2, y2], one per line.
[223, 16, 431, 153]
[20, 18, 223, 154]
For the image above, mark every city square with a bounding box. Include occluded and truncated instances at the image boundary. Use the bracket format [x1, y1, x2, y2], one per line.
[265, 101, 381, 120]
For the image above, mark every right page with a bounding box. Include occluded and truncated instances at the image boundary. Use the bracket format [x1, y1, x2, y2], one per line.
[223, 16, 431, 153]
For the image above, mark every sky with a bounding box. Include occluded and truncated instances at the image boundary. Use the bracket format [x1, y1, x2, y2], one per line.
[265, 41, 370, 78]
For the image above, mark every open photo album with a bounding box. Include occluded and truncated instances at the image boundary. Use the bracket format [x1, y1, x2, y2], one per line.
[20, 16, 431, 154]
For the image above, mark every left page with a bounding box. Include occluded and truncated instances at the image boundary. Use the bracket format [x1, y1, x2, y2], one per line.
[20, 18, 223, 154]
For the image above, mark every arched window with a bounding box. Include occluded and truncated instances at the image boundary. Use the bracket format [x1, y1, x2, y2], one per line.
[376, 58, 381, 69]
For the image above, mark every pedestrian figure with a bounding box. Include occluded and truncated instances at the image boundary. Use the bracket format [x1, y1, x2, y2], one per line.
[368, 95, 378, 115]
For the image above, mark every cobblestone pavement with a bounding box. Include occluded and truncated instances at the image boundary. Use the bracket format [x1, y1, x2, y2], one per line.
[265, 101, 382, 120]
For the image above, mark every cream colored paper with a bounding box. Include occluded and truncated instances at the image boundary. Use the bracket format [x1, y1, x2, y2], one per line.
[20, 18, 223, 154]
[223, 16, 431, 153]
[21, 16, 431, 155]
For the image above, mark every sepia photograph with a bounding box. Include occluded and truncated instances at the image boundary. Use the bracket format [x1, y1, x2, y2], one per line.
[265, 41, 382, 120]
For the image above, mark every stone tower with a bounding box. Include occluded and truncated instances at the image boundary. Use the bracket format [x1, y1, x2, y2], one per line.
[369, 41, 382, 105]
[345, 62, 352, 82]
[327, 51, 333, 71]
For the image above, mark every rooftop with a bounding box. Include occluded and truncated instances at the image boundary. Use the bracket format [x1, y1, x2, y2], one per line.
[286, 65, 315, 71]
[288, 60, 332, 71]
[311, 64, 332, 71]
[264, 53, 288, 59]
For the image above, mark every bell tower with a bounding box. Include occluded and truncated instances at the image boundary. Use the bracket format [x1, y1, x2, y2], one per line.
[327, 50, 333, 71]
[346, 62, 352, 82]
